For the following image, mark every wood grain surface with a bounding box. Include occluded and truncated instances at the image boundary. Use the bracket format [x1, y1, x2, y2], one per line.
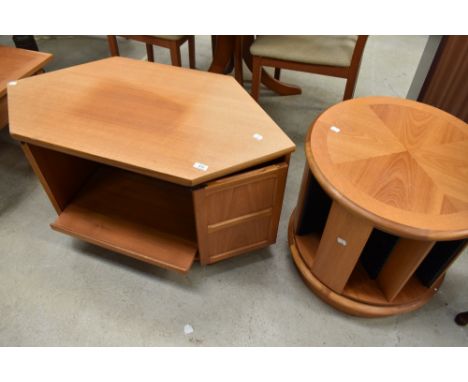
[21, 143, 97, 213]
[307, 96, 468, 240]
[52, 206, 197, 273]
[51, 165, 197, 273]
[312, 201, 373, 293]
[0, 45, 52, 97]
[377, 239, 435, 301]
[1, 45, 52, 129]
[288, 213, 442, 317]
[8, 56, 295, 186]
[193, 162, 288, 264]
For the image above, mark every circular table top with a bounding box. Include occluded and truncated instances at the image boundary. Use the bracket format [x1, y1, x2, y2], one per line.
[307, 96, 468, 240]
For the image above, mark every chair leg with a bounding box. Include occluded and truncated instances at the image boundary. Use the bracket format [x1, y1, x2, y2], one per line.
[234, 36, 243, 85]
[188, 36, 196, 69]
[170, 41, 182, 67]
[251, 56, 262, 101]
[146, 44, 154, 62]
[343, 73, 358, 100]
[274, 68, 281, 80]
[211, 35, 216, 58]
[107, 36, 120, 56]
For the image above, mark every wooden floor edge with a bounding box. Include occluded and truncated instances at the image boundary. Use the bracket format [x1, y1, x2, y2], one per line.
[287, 213, 440, 318]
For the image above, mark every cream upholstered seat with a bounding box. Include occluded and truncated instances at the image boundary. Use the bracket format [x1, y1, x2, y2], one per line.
[249, 35, 368, 101]
[250, 35, 358, 67]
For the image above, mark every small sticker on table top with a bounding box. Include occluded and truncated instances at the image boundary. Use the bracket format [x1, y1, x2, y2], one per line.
[330, 125, 341, 133]
[253, 133, 263, 141]
[8, 81, 17, 86]
[193, 162, 208, 171]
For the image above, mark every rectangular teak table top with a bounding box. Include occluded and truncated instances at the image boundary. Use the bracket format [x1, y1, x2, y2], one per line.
[8, 57, 295, 186]
[0, 45, 52, 97]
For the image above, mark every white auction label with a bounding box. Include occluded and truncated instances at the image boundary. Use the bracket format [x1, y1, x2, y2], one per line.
[336, 237, 347, 247]
[193, 162, 208, 171]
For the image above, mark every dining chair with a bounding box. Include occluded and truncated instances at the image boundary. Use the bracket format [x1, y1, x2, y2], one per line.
[250, 35, 368, 101]
[107, 35, 195, 68]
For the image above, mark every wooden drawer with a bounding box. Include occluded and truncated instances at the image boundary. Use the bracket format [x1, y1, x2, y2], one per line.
[193, 162, 289, 264]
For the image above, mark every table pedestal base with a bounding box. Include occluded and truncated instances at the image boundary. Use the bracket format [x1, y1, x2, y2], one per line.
[288, 212, 443, 318]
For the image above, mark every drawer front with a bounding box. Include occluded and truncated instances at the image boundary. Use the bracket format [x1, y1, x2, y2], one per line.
[205, 176, 277, 225]
[193, 162, 288, 264]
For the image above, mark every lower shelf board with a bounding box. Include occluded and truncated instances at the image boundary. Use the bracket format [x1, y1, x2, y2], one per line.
[290, 220, 441, 317]
[51, 166, 198, 273]
[52, 204, 197, 273]
[343, 264, 433, 307]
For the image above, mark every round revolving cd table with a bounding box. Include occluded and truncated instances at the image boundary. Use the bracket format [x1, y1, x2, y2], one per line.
[289, 96, 468, 317]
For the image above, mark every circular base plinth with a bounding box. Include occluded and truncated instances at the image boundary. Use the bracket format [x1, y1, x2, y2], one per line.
[288, 212, 443, 318]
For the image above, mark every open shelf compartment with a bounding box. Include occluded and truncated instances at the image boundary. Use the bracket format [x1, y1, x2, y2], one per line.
[24, 142, 291, 273]
[292, 167, 448, 310]
[51, 165, 197, 273]
[294, 230, 441, 308]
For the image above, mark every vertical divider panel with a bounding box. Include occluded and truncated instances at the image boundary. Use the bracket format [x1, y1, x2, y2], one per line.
[377, 239, 435, 301]
[312, 201, 373, 294]
[192, 188, 209, 266]
[21, 143, 97, 213]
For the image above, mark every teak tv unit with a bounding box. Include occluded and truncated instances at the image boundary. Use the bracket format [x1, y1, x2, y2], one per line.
[8, 57, 295, 273]
[290, 97, 468, 317]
